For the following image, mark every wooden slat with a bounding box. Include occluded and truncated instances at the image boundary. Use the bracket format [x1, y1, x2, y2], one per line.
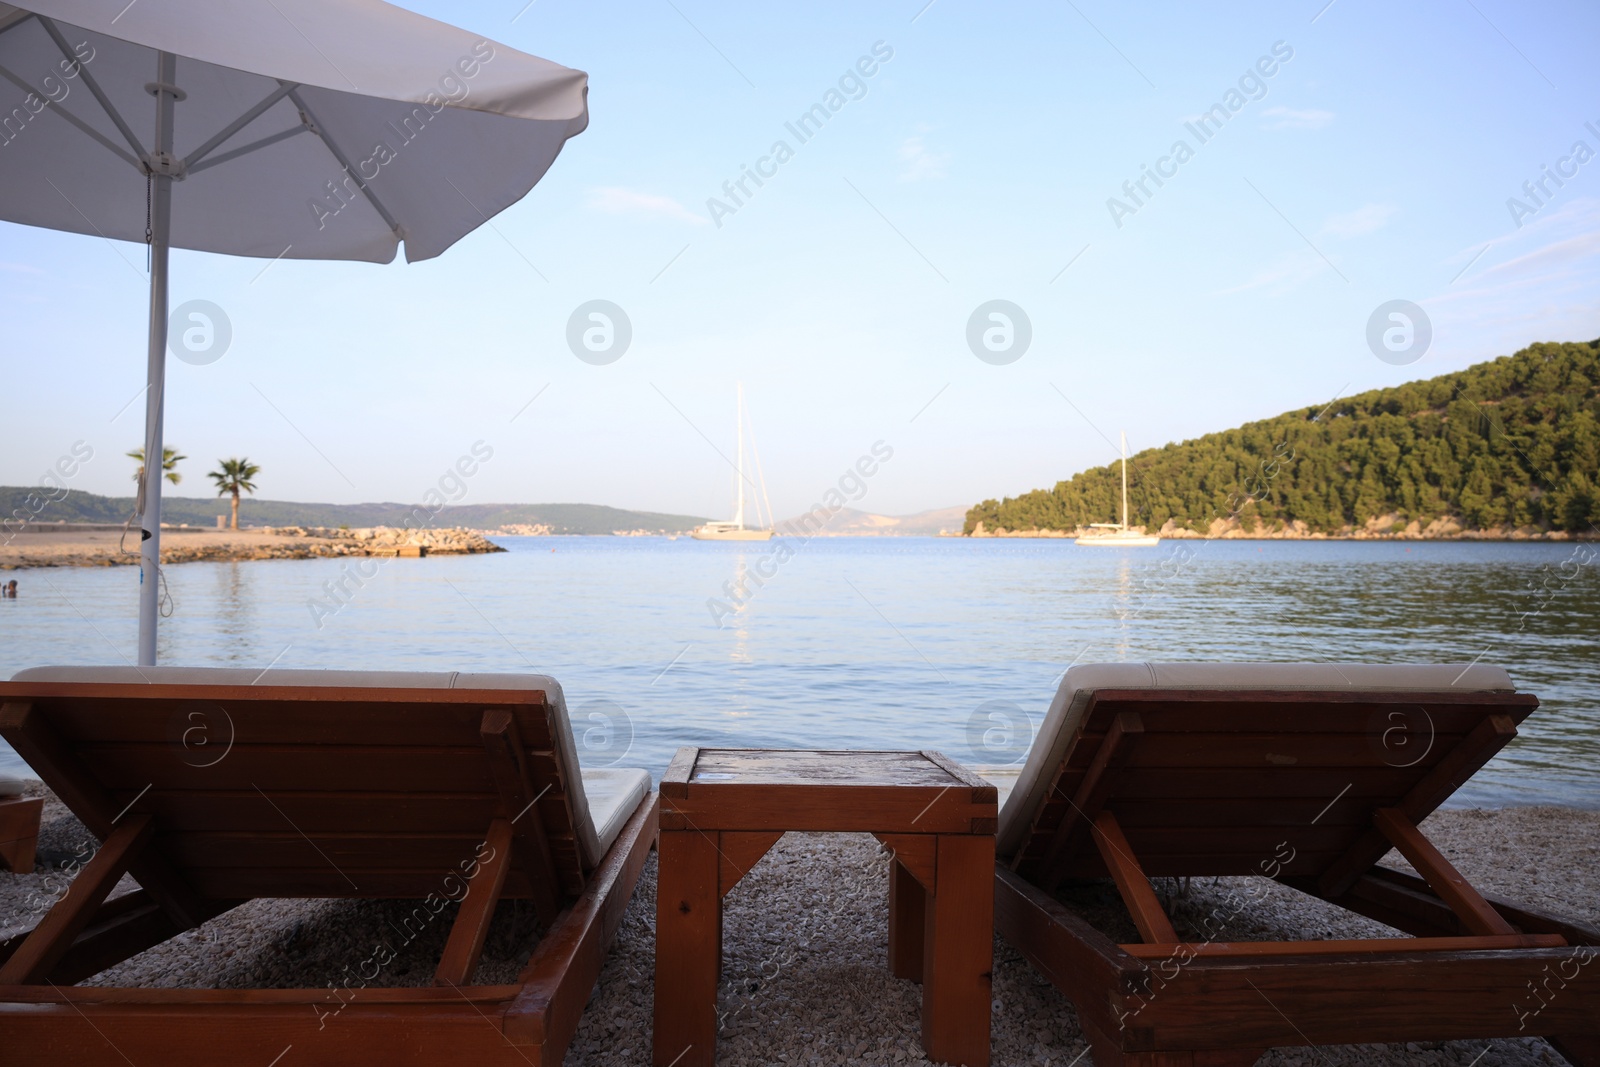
[1107, 948, 1593, 1049]
[1070, 849, 1345, 880]
[0, 815, 154, 984]
[0, 702, 211, 929]
[660, 746, 698, 800]
[873, 833, 936, 891]
[1091, 811, 1178, 945]
[1120, 933, 1565, 959]
[1116, 824, 1358, 856]
[112, 790, 500, 833]
[181, 868, 538, 900]
[920, 749, 999, 798]
[1036, 711, 1143, 882]
[1371, 808, 1517, 936]
[0, 999, 533, 1066]
[1318, 714, 1518, 898]
[77, 743, 496, 793]
[158, 831, 502, 869]
[1087, 688, 1538, 713]
[1120, 732, 1463, 768]
[433, 819, 513, 987]
[718, 831, 781, 896]
[1111, 796, 1388, 829]
[480, 709, 562, 923]
[0, 985, 521, 1005]
[688, 748, 964, 787]
[43, 699, 553, 748]
[0, 681, 550, 709]
[1130, 702, 1520, 735]
[1105, 765, 1415, 800]
[660, 784, 990, 835]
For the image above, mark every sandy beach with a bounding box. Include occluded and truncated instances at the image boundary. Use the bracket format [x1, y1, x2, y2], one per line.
[0, 525, 502, 570]
[2, 781, 1593, 1067]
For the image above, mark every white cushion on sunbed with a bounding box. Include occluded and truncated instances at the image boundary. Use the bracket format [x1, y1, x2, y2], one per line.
[0, 771, 26, 796]
[581, 767, 652, 857]
[10, 665, 651, 868]
[996, 661, 1516, 861]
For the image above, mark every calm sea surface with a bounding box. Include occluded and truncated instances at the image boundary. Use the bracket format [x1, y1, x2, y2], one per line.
[1, 537, 1596, 809]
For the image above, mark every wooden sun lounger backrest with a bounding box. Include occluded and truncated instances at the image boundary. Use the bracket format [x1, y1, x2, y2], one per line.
[1008, 683, 1537, 891]
[0, 681, 591, 908]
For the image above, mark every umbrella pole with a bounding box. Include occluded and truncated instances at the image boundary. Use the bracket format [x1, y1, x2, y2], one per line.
[137, 52, 178, 667]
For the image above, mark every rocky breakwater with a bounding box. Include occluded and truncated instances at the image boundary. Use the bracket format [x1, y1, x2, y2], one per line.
[0, 525, 504, 570]
[261, 526, 506, 557]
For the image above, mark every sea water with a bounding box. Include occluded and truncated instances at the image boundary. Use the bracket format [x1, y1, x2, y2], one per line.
[1, 537, 1595, 809]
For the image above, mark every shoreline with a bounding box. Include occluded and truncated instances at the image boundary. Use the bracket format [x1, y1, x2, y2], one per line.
[4, 524, 1595, 571]
[968, 516, 1597, 542]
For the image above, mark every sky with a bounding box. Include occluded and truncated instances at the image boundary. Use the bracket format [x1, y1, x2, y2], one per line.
[2, 0, 1598, 523]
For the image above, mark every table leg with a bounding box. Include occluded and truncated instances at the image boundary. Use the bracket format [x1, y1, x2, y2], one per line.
[888, 856, 927, 981]
[0, 797, 42, 873]
[654, 829, 721, 1067]
[922, 834, 994, 1067]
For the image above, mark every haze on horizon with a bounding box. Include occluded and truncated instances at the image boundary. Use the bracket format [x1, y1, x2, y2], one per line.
[3, 0, 1597, 523]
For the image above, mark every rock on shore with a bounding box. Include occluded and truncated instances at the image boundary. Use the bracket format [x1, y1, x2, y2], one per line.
[968, 514, 1595, 541]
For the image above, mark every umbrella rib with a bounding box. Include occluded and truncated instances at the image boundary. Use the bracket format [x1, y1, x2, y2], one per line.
[183, 81, 301, 170]
[285, 87, 403, 238]
[0, 61, 140, 170]
[187, 124, 310, 176]
[0, 11, 34, 39]
[37, 16, 147, 162]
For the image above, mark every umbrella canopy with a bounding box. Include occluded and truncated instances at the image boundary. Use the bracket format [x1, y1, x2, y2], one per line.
[0, 0, 588, 662]
[0, 0, 587, 262]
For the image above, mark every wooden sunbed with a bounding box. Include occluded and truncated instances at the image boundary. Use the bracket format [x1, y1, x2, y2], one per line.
[993, 662, 1600, 1067]
[0, 666, 657, 1066]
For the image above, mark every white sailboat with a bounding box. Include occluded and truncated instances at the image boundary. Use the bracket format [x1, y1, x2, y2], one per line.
[691, 384, 775, 542]
[1076, 430, 1160, 547]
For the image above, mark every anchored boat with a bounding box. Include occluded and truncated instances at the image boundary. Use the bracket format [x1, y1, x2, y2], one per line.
[691, 384, 774, 542]
[1076, 430, 1160, 547]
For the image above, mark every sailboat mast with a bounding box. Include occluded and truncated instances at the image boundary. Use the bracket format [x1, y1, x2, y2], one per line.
[1120, 430, 1129, 532]
[734, 383, 746, 529]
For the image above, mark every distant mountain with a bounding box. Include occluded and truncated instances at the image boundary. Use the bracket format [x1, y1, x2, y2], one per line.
[778, 505, 969, 536]
[966, 339, 1600, 537]
[0, 489, 708, 536]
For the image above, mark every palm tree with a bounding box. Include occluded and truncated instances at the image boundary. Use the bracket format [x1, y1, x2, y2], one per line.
[209, 458, 261, 530]
[127, 446, 185, 487]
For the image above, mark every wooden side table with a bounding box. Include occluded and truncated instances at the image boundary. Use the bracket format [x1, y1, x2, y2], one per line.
[652, 748, 997, 1067]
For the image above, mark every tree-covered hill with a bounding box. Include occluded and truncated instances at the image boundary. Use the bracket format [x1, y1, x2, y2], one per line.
[0, 488, 707, 536]
[965, 340, 1600, 537]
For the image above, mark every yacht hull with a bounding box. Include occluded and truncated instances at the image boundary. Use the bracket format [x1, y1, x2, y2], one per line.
[691, 526, 774, 541]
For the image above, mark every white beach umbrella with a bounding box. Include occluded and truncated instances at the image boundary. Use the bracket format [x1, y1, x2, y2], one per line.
[0, 0, 587, 664]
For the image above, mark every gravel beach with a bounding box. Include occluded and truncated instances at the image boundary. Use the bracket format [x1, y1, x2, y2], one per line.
[2, 784, 1595, 1067]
